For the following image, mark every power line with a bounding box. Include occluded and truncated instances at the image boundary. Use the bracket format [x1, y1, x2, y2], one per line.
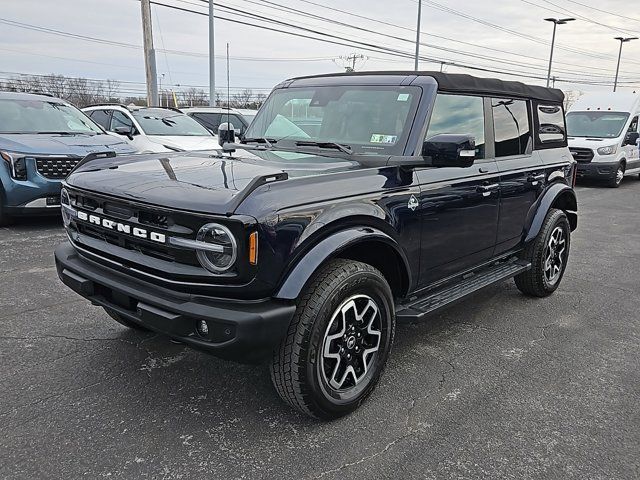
[245, 0, 640, 77]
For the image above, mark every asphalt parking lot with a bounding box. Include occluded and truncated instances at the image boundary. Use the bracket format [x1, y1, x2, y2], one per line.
[1, 182, 639, 480]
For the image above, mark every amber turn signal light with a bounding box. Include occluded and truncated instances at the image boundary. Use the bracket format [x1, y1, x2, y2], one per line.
[248, 231, 258, 265]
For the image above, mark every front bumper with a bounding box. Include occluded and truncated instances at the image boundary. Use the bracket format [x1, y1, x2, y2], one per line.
[54, 242, 296, 362]
[1, 161, 63, 217]
[575, 161, 618, 179]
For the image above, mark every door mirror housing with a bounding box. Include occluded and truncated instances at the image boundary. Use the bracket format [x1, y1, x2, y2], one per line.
[113, 126, 134, 140]
[218, 122, 236, 152]
[422, 134, 476, 168]
[624, 131, 639, 146]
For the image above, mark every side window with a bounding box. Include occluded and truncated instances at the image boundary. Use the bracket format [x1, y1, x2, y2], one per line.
[627, 115, 638, 134]
[110, 110, 134, 133]
[426, 94, 485, 159]
[89, 110, 111, 130]
[492, 98, 531, 157]
[535, 103, 566, 146]
[193, 113, 222, 131]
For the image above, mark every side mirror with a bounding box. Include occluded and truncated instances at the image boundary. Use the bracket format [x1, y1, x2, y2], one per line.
[423, 134, 476, 168]
[218, 122, 236, 152]
[624, 131, 639, 146]
[113, 126, 134, 140]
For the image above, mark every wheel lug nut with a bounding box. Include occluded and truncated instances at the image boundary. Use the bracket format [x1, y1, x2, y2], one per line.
[347, 354, 351, 360]
[357, 333, 361, 337]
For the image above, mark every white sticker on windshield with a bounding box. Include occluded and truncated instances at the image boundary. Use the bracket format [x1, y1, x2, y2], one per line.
[370, 134, 398, 144]
[397, 93, 410, 101]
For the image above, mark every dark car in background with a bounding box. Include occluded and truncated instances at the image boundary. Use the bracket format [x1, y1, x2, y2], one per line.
[0, 92, 136, 226]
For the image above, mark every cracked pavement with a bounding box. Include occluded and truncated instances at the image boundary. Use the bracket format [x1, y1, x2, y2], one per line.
[1, 183, 640, 479]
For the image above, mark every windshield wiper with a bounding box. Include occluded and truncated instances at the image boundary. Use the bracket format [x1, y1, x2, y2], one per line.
[242, 137, 277, 148]
[295, 141, 353, 155]
[35, 131, 84, 135]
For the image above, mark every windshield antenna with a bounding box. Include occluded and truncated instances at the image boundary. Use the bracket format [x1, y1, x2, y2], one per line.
[226, 42, 232, 155]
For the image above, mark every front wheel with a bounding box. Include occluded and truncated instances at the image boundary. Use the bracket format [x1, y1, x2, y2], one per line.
[607, 162, 625, 188]
[270, 259, 395, 420]
[515, 208, 571, 297]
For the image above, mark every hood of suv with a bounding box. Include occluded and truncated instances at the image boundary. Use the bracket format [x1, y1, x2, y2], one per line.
[0, 133, 136, 156]
[145, 135, 220, 152]
[66, 148, 362, 215]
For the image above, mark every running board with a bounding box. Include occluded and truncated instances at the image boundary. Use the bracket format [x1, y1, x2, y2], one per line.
[396, 259, 531, 322]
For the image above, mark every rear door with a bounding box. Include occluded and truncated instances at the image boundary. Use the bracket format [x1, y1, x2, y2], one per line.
[415, 94, 501, 286]
[491, 98, 545, 254]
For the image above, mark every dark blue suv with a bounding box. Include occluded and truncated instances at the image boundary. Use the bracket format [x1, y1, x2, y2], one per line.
[55, 72, 577, 419]
[0, 92, 136, 225]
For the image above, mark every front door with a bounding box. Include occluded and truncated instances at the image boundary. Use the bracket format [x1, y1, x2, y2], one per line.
[416, 94, 500, 287]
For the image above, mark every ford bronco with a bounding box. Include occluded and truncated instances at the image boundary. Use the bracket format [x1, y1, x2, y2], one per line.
[55, 72, 577, 419]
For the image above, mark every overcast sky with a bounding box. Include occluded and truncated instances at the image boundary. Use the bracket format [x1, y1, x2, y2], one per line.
[2, 0, 639, 97]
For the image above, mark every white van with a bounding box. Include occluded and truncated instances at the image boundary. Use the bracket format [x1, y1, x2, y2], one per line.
[567, 93, 640, 187]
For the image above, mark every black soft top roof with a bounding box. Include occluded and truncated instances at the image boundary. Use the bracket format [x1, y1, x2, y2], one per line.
[287, 71, 565, 104]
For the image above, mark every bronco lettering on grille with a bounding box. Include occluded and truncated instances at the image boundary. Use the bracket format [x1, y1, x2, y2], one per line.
[76, 210, 166, 244]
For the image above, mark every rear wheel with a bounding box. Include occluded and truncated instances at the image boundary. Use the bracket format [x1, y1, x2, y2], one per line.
[607, 162, 625, 188]
[270, 259, 395, 420]
[103, 307, 151, 331]
[515, 208, 571, 297]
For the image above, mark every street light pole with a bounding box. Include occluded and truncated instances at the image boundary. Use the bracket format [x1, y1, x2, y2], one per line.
[209, 0, 216, 106]
[414, 0, 422, 71]
[614, 37, 638, 92]
[544, 17, 575, 88]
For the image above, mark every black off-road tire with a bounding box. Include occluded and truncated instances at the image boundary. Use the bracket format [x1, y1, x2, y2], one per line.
[103, 307, 151, 331]
[515, 208, 571, 298]
[607, 162, 625, 188]
[269, 259, 395, 420]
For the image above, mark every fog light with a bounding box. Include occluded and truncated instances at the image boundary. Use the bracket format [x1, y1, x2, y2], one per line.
[196, 320, 209, 337]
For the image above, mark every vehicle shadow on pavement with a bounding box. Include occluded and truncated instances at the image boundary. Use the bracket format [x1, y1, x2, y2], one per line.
[94, 282, 514, 428]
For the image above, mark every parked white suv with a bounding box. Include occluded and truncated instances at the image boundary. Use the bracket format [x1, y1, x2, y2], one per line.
[82, 105, 219, 153]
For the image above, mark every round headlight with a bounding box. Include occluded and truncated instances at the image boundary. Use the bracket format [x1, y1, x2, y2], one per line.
[60, 187, 74, 227]
[195, 223, 237, 273]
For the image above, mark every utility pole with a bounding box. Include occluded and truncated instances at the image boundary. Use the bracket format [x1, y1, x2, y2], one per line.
[544, 17, 575, 88]
[341, 53, 365, 72]
[209, 0, 216, 106]
[414, 0, 422, 71]
[141, 0, 159, 106]
[614, 37, 638, 92]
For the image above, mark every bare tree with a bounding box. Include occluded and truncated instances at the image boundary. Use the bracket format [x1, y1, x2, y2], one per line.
[563, 90, 583, 111]
[182, 87, 207, 107]
[104, 79, 121, 103]
[231, 89, 254, 108]
[41, 74, 67, 98]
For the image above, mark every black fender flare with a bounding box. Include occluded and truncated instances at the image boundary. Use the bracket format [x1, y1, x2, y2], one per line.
[273, 226, 412, 300]
[524, 182, 577, 243]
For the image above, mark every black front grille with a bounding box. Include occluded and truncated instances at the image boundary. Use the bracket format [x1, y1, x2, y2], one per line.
[36, 157, 81, 179]
[569, 147, 594, 163]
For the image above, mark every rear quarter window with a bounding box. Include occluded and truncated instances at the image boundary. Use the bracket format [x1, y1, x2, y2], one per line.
[535, 103, 567, 148]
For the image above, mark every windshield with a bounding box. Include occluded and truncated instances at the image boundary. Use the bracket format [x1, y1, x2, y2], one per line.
[245, 86, 421, 155]
[132, 110, 212, 136]
[566, 111, 630, 138]
[0, 98, 103, 134]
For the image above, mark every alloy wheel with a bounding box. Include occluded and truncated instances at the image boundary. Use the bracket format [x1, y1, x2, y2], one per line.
[320, 294, 382, 392]
[543, 226, 567, 286]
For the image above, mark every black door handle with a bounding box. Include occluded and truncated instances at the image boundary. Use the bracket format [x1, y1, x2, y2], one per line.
[479, 167, 490, 173]
[527, 173, 546, 184]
